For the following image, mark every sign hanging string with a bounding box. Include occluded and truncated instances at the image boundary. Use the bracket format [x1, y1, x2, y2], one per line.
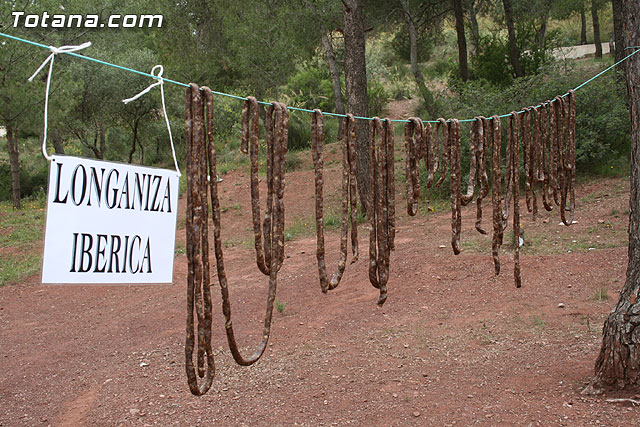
[122, 65, 181, 177]
[28, 42, 92, 161]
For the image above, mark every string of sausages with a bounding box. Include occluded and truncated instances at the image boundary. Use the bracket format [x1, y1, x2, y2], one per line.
[184, 83, 215, 396]
[401, 96, 576, 288]
[368, 118, 395, 305]
[184, 84, 289, 395]
[184, 85, 578, 394]
[522, 92, 576, 226]
[404, 118, 423, 217]
[472, 116, 490, 235]
[311, 110, 359, 293]
[508, 112, 522, 288]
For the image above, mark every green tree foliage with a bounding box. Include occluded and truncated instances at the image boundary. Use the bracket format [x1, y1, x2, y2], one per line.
[470, 23, 558, 86]
[0, 0, 627, 205]
[448, 63, 629, 172]
[389, 27, 436, 63]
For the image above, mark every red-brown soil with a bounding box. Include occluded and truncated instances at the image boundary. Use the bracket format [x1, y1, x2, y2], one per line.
[1, 148, 639, 426]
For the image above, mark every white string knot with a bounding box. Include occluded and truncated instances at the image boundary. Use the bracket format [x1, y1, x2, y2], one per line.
[28, 42, 91, 161]
[122, 65, 164, 104]
[122, 65, 181, 177]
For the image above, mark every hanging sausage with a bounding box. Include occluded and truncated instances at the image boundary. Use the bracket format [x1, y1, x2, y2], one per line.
[404, 117, 423, 216]
[311, 110, 359, 293]
[449, 119, 462, 255]
[475, 116, 490, 235]
[184, 83, 215, 396]
[368, 118, 395, 305]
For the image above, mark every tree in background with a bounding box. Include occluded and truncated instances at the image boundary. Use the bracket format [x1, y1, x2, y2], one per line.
[303, 0, 346, 138]
[452, 0, 469, 81]
[502, 0, 525, 77]
[396, 0, 442, 117]
[467, 0, 482, 56]
[581, 3, 588, 44]
[611, 0, 625, 73]
[0, 0, 73, 208]
[592, 0, 602, 58]
[585, 0, 640, 393]
[534, 0, 553, 48]
[342, 0, 370, 210]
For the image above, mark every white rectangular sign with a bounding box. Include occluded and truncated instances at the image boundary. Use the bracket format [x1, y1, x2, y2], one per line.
[42, 155, 179, 284]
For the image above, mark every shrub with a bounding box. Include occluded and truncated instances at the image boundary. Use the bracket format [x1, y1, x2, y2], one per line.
[0, 163, 11, 201]
[287, 114, 312, 151]
[368, 80, 389, 118]
[389, 28, 435, 64]
[0, 161, 49, 202]
[470, 24, 558, 87]
[283, 62, 335, 112]
[574, 75, 630, 170]
[425, 57, 457, 79]
[446, 62, 630, 176]
[471, 34, 512, 86]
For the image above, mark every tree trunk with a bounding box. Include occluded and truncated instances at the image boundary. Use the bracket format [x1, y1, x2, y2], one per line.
[468, 0, 481, 56]
[536, 20, 547, 48]
[401, 0, 437, 117]
[129, 120, 139, 163]
[98, 122, 106, 159]
[6, 124, 21, 209]
[536, 1, 551, 48]
[612, 0, 625, 67]
[586, 0, 640, 394]
[320, 31, 347, 139]
[452, 0, 469, 81]
[502, 0, 524, 77]
[592, 1, 602, 58]
[581, 6, 588, 45]
[342, 0, 370, 211]
[138, 134, 145, 164]
[51, 130, 65, 155]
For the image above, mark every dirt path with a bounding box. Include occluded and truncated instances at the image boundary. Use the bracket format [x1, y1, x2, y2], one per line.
[1, 161, 639, 426]
[552, 43, 612, 60]
[384, 98, 420, 120]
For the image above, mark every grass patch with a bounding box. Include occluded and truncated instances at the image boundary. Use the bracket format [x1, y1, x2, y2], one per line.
[324, 209, 341, 229]
[0, 200, 46, 249]
[461, 236, 491, 253]
[275, 299, 287, 314]
[285, 151, 303, 173]
[283, 209, 346, 242]
[417, 197, 450, 216]
[0, 253, 42, 286]
[223, 238, 247, 248]
[221, 203, 242, 214]
[532, 315, 546, 328]
[216, 149, 250, 175]
[0, 198, 47, 286]
[593, 286, 609, 302]
[284, 216, 314, 241]
[579, 193, 596, 206]
[174, 241, 186, 255]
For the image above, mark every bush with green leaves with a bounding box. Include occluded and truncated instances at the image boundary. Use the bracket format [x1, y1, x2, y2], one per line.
[287, 114, 313, 151]
[574, 76, 630, 172]
[389, 28, 435, 64]
[447, 61, 629, 176]
[0, 161, 48, 202]
[470, 24, 559, 87]
[470, 34, 513, 86]
[283, 60, 335, 113]
[368, 80, 389, 118]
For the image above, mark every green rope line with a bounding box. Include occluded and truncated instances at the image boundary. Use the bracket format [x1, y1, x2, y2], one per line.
[1, 31, 639, 124]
